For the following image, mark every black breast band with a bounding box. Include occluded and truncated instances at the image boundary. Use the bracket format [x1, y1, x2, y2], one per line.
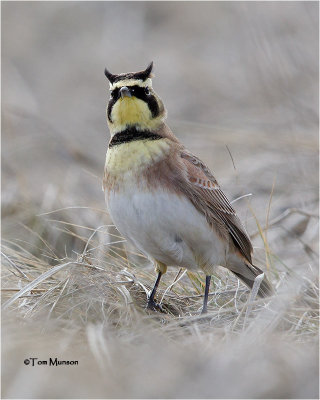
[109, 127, 163, 148]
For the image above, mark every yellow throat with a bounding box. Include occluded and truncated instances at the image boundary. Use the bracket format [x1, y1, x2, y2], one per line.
[108, 96, 163, 135]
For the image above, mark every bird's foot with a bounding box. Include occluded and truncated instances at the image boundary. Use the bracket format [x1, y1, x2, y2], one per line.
[201, 306, 208, 315]
[147, 299, 164, 313]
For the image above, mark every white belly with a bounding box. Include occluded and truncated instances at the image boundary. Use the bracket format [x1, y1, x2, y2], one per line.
[107, 187, 227, 271]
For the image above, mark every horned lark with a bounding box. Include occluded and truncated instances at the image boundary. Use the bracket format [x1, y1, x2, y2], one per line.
[103, 62, 273, 313]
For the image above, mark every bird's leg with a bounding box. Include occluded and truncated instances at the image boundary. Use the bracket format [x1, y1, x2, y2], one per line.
[147, 261, 167, 311]
[147, 271, 162, 310]
[201, 275, 211, 314]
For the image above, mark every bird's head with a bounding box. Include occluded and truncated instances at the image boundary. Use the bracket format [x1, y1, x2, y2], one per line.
[104, 62, 166, 135]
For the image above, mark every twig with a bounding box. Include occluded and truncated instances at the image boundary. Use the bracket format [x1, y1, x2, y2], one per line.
[47, 278, 70, 320]
[251, 208, 319, 238]
[175, 288, 247, 299]
[36, 206, 108, 217]
[1, 288, 47, 292]
[225, 145, 236, 171]
[264, 178, 276, 270]
[159, 269, 187, 304]
[231, 193, 252, 204]
[80, 225, 110, 260]
[1, 252, 29, 279]
[243, 273, 264, 330]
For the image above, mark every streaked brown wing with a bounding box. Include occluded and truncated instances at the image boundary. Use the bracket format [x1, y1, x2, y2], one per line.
[179, 151, 253, 263]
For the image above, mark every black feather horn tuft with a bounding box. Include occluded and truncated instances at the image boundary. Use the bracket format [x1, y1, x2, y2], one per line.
[134, 62, 154, 81]
[104, 67, 117, 83]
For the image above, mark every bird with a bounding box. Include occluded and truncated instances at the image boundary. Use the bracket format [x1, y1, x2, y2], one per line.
[102, 62, 273, 314]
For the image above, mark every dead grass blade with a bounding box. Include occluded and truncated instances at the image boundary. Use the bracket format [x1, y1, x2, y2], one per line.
[2, 261, 75, 310]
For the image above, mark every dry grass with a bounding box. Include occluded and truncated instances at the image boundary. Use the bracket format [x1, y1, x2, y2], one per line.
[2, 200, 319, 398]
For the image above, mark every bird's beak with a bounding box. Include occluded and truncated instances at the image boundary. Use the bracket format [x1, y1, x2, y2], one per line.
[120, 86, 132, 99]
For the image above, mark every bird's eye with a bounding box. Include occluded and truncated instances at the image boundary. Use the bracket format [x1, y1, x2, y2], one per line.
[145, 87, 150, 95]
[111, 88, 119, 99]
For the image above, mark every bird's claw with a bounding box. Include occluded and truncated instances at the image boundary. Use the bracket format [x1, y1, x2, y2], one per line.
[147, 299, 164, 312]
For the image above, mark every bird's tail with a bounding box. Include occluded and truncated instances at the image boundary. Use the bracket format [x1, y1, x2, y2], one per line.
[230, 262, 274, 298]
